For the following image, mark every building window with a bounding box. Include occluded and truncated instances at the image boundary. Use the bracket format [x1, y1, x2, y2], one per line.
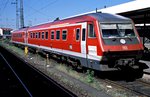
[45, 32, 48, 39]
[88, 24, 96, 38]
[51, 31, 54, 39]
[56, 30, 60, 40]
[42, 32, 45, 39]
[62, 30, 67, 40]
[76, 29, 80, 41]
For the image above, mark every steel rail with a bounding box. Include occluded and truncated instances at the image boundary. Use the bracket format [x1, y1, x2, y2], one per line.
[0, 46, 76, 97]
[102, 79, 150, 97]
[0, 52, 33, 97]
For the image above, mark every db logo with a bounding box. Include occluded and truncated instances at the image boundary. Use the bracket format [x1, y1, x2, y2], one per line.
[122, 46, 128, 50]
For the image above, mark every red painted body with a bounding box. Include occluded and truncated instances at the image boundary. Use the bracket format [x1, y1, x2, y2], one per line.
[11, 13, 144, 71]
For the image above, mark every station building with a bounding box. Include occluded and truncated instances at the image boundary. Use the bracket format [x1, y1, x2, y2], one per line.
[0, 28, 13, 39]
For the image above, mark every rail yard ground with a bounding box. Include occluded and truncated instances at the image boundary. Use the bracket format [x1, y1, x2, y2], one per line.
[0, 42, 77, 97]
[1, 40, 150, 97]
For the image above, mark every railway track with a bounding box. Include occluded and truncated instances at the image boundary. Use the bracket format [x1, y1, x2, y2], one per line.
[0, 46, 76, 97]
[0, 52, 33, 97]
[0, 53, 30, 97]
[46, 52, 150, 96]
[26, 46, 150, 97]
[100, 78, 150, 97]
[47, 53, 150, 97]
[2, 43, 150, 97]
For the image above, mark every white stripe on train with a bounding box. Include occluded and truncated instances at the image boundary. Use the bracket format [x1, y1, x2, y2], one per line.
[11, 41, 102, 61]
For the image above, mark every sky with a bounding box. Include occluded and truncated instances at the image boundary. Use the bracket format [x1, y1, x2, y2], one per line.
[0, 0, 132, 30]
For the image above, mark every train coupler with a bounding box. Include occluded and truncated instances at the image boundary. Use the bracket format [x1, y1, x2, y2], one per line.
[115, 58, 135, 68]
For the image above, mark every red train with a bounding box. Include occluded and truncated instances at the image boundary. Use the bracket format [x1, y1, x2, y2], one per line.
[11, 13, 144, 71]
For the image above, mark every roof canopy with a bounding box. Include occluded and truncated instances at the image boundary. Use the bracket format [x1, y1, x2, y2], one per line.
[99, 0, 150, 14]
[98, 0, 150, 24]
[69, 0, 150, 24]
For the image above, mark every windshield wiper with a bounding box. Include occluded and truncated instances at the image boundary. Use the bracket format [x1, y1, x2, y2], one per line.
[125, 36, 132, 41]
[108, 36, 117, 41]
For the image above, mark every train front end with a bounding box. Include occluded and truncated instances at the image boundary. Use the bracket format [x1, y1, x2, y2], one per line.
[97, 13, 144, 70]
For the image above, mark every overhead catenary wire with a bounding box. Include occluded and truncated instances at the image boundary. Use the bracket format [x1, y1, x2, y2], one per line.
[0, 0, 10, 16]
[24, 0, 59, 19]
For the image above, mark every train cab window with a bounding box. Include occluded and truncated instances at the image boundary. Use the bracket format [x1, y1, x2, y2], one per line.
[56, 30, 60, 40]
[62, 30, 67, 40]
[51, 31, 54, 40]
[42, 32, 45, 39]
[45, 32, 48, 39]
[101, 23, 135, 38]
[88, 24, 96, 38]
[76, 28, 80, 41]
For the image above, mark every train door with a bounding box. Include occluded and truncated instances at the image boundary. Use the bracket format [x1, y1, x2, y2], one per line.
[24, 31, 28, 44]
[86, 21, 99, 69]
[24, 32, 26, 44]
[81, 22, 87, 54]
[81, 22, 88, 66]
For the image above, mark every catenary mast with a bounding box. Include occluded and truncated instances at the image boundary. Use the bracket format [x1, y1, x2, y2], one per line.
[20, 0, 24, 28]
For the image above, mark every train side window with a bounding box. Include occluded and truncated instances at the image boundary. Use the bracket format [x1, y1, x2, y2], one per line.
[45, 32, 48, 39]
[51, 31, 54, 40]
[56, 30, 60, 40]
[62, 30, 67, 40]
[88, 24, 96, 38]
[37, 32, 39, 39]
[30, 32, 32, 38]
[33, 33, 35, 38]
[34, 33, 36, 38]
[32, 32, 33, 38]
[82, 28, 86, 41]
[36, 33, 38, 38]
[38, 32, 41, 39]
[42, 32, 45, 39]
[76, 28, 80, 41]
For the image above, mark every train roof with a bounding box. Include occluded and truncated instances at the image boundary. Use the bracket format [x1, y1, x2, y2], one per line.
[14, 13, 132, 32]
[88, 13, 131, 23]
[12, 27, 28, 33]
